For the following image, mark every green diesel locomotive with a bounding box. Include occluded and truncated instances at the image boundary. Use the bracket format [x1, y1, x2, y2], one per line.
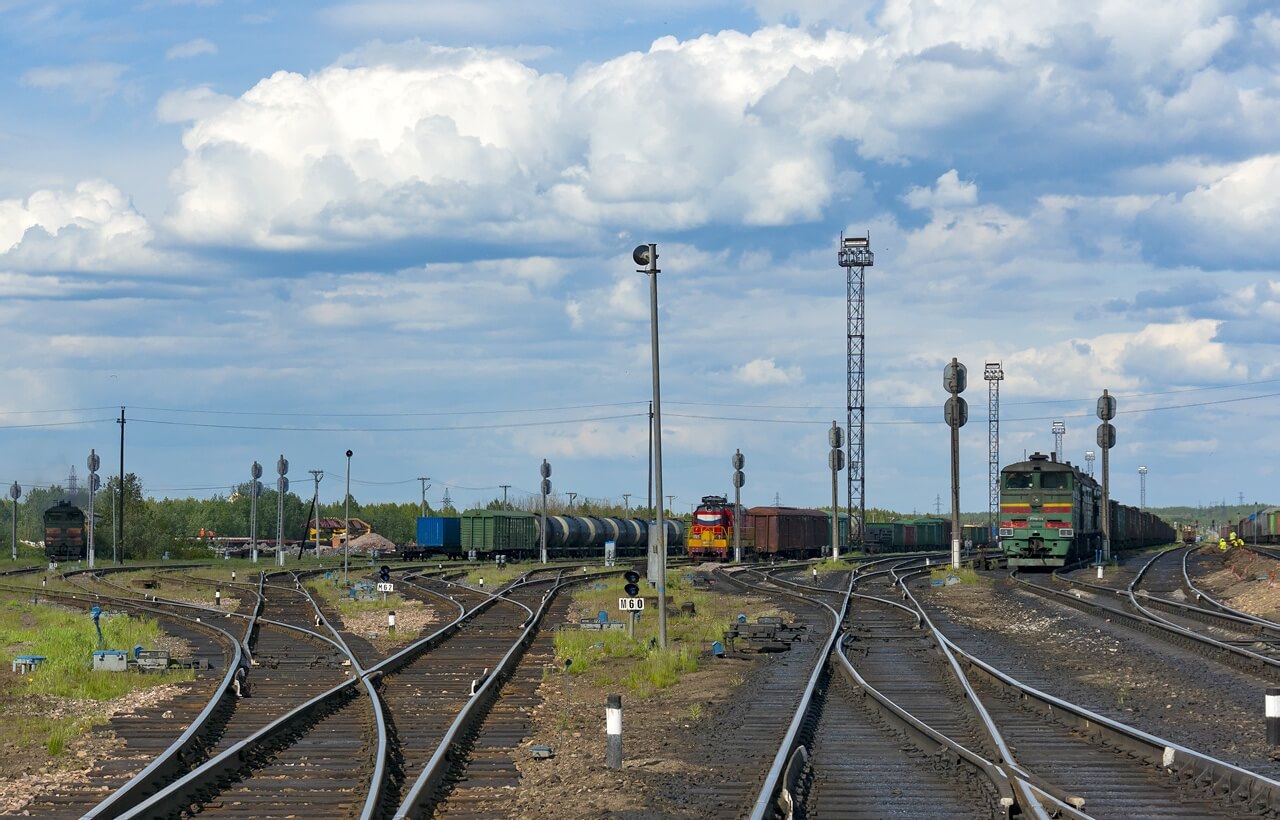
[999, 453, 1172, 568]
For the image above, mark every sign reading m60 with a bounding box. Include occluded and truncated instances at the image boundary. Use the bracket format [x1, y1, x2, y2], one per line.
[618, 597, 645, 611]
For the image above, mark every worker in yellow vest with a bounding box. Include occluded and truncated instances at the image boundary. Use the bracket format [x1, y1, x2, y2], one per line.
[1219, 537, 1228, 551]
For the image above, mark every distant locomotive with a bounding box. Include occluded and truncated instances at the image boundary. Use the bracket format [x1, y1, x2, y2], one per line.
[999, 452, 1173, 568]
[44, 501, 86, 562]
[688, 496, 737, 560]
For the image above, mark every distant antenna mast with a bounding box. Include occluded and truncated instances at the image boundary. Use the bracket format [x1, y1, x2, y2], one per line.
[67, 466, 79, 496]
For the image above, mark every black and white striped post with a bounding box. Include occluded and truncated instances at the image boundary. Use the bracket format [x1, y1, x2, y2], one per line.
[388, 610, 396, 634]
[606, 694, 623, 768]
[1268, 687, 1280, 746]
[215, 587, 221, 607]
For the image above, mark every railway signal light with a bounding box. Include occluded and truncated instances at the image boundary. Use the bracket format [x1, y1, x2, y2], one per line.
[379, 565, 391, 583]
[623, 570, 641, 598]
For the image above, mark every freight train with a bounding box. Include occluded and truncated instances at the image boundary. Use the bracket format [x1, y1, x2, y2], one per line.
[999, 452, 1173, 568]
[1221, 508, 1279, 544]
[687, 497, 991, 561]
[44, 501, 86, 562]
[406, 509, 685, 561]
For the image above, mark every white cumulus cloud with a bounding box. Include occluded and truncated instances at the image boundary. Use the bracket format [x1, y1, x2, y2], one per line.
[0, 180, 164, 272]
[734, 357, 803, 385]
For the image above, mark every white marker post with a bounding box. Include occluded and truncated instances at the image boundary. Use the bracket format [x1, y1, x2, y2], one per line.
[215, 588, 221, 607]
[388, 610, 396, 634]
[606, 694, 623, 769]
[1268, 687, 1280, 746]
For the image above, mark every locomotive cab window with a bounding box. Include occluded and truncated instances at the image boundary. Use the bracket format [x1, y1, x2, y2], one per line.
[1040, 473, 1070, 490]
[1004, 473, 1034, 489]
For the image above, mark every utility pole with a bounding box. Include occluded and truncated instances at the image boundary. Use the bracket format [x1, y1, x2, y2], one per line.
[633, 242, 668, 650]
[567, 492, 577, 511]
[309, 470, 324, 557]
[622, 493, 631, 517]
[117, 406, 125, 564]
[417, 477, 431, 517]
[500, 484, 511, 509]
[666, 495, 675, 514]
[935, 494, 941, 515]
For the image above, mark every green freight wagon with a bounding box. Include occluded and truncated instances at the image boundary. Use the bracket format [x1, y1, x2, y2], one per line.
[864, 522, 893, 550]
[460, 509, 538, 557]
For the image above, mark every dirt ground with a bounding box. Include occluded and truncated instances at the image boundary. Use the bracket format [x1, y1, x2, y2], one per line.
[1192, 547, 1280, 621]
[0, 678, 192, 814]
[920, 574, 1280, 777]
[502, 583, 793, 818]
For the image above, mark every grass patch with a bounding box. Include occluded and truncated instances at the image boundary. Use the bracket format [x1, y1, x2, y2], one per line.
[928, 565, 989, 585]
[306, 577, 406, 614]
[552, 570, 784, 697]
[0, 594, 194, 759]
[0, 598, 193, 700]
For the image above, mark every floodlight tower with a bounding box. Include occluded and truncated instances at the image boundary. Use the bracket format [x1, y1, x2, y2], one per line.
[984, 362, 1004, 540]
[1139, 465, 1148, 509]
[1052, 420, 1066, 462]
[838, 233, 873, 548]
[1085, 450, 1095, 478]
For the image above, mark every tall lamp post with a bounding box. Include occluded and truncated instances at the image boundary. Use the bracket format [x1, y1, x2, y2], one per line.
[1138, 465, 1148, 509]
[8, 482, 20, 561]
[344, 449, 353, 583]
[943, 359, 968, 569]
[1085, 450, 1095, 478]
[634, 242, 668, 651]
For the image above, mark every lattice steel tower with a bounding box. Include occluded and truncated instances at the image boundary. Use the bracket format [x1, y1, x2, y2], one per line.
[984, 362, 1004, 538]
[1139, 465, 1148, 509]
[839, 234, 873, 546]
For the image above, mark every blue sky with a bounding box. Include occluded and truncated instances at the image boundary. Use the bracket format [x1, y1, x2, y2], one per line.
[1, 0, 1278, 517]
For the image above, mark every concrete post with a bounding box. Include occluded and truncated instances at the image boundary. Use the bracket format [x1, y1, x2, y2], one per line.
[606, 694, 623, 768]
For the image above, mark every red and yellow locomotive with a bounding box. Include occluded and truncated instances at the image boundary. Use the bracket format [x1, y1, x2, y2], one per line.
[688, 495, 736, 560]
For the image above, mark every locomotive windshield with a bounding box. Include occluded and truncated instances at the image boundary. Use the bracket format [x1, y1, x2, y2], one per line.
[1004, 473, 1034, 489]
[1040, 473, 1070, 490]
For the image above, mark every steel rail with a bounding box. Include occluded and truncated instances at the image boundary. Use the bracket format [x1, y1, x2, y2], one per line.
[889, 565, 1054, 819]
[1183, 546, 1280, 631]
[1130, 547, 1280, 641]
[726, 565, 853, 820]
[81, 566, 383, 820]
[910, 565, 1280, 814]
[944, 631, 1280, 813]
[0, 581, 245, 820]
[389, 569, 575, 820]
[1031, 560, 1280, 680]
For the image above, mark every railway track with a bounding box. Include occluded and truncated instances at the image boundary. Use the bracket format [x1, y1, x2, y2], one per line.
[1009, 550, 1280, 682]
[894, 561, 1280, 817]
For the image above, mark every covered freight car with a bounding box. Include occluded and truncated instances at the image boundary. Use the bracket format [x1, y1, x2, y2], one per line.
[745, 506, 829, 558]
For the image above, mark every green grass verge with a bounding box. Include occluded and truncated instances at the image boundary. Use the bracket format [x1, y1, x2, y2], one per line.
[928, 565, 989, 585]
[553, 571, 784, 697]
[306, 576, 406, 614]
[0, 596, 194, 756]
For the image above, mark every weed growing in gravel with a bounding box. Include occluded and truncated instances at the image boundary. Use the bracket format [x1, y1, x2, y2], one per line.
[928, 565, 989, 585]
[689, 702, 702, 721]
[553, 570, 784, 696]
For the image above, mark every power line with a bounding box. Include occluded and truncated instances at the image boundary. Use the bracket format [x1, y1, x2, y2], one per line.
[129, 401, 644, 418]
[128, 411, 645, 433]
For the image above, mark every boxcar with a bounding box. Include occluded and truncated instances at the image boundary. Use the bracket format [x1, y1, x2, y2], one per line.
[461, 509, 537, 557]
[745, 506, 828, 558]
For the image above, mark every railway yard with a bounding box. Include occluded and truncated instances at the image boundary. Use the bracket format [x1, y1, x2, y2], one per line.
[2, 546, 1280, 818]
